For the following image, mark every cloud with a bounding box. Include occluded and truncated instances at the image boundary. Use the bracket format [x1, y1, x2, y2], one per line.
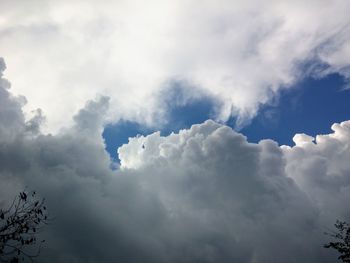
[1, 61, 349, 262]
[1, 1, 350, 131]
[283, 121, 350, 221]
[117, 121, 330, 262]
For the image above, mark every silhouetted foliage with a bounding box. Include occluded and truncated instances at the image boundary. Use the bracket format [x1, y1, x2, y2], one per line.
[0, 191, 49, 263]
[324, 220, 350, 262]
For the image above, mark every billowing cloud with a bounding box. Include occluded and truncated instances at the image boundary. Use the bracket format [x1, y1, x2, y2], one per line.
[1, 61, 349, 262]
[1, 0, 350, 131]
[283, 122, 350, 222]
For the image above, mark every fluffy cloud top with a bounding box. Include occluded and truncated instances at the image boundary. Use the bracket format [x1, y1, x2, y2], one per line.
[1, 0, 350, 131]
[1, 61, 349, 262]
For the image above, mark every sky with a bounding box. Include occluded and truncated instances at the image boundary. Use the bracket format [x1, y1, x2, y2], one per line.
[1, 1, 350, 262]
[104, 72, 350, 161]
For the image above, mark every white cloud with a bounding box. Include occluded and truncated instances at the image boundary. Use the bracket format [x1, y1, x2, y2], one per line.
[283, 121, 350, 221]
[1, 0, 350, 131]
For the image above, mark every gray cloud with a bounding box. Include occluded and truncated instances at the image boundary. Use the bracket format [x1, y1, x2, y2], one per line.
[0, 58, 349, 262]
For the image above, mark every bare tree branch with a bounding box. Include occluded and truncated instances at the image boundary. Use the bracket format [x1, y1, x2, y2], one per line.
[0, 190, 50, 263]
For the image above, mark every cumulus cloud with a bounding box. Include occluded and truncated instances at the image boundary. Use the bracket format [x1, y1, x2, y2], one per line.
[1, 0, 350, 131]
[1, 59, 349, 262]
[283, 121, 350, 222]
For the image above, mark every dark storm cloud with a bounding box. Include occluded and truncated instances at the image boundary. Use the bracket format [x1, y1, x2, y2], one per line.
[0, 58, 349, 262]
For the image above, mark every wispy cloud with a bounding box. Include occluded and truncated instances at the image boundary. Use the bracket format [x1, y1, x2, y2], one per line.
[1, 0, 350, 131]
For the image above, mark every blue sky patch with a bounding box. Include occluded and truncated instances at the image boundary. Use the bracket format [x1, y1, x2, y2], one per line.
[103, 84, 217, 161]
[103, 120, 153, 162]
[103, 73, 350, 161]
[241, 73, 350, 145]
